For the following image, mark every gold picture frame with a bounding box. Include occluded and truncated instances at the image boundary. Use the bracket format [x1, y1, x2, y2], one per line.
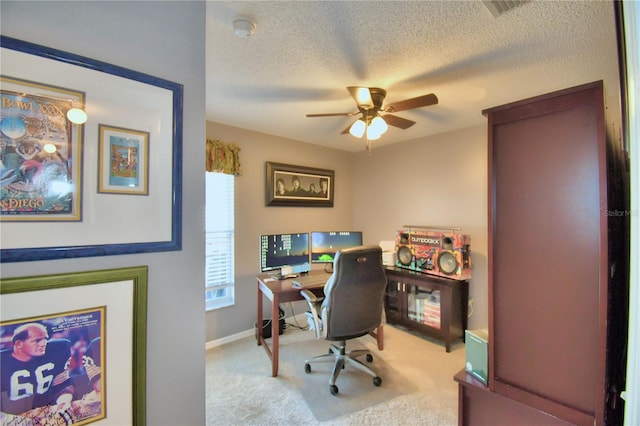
[98, 124, 149, 195]
[0, 77, 84, 221]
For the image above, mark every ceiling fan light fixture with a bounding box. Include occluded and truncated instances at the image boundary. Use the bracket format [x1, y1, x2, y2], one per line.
[366, 125, 382, 141]
[370, 116, 388, 135]
[349, 119, 366, 138]
[353, 88, 373, 107]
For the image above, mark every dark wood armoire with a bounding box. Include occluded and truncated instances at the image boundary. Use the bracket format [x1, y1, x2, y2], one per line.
[456, 81, 629, 425]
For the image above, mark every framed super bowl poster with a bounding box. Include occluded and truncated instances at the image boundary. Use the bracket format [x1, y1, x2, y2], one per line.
[0, 77, 84, 221]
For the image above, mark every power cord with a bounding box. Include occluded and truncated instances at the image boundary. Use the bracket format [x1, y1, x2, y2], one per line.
[281, 302, 309, 331]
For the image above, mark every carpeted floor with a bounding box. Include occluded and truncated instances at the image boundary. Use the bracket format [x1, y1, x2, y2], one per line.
[278, 338, 418, 422]
[206, 323, 465, 425]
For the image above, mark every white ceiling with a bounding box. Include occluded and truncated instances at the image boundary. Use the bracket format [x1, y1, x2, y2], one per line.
[206, 1, 620, 153]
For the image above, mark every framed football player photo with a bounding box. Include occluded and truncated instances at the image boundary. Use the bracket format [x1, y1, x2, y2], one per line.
[0, 266, 148, 425]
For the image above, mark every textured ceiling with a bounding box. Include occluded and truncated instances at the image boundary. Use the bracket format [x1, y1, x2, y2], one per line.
[206, 1, 620, 152]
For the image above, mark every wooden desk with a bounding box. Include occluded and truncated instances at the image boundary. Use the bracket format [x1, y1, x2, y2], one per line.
[256, 270, 384, 377]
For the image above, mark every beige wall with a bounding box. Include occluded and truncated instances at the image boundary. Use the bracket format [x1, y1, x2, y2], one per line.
[205, 121, 488, 341]
[205, 122, 355, 341]
[352, 125, 489, 329]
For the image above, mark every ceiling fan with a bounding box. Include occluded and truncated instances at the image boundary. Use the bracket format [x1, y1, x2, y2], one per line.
[306, 86, 438, 140]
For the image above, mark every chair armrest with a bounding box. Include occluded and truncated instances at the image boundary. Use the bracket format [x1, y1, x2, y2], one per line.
[300, 290, 324, 339]
[300, 289, 323, 304]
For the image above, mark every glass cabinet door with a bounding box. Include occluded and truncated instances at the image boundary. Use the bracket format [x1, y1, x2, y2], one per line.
[406, 284, 441, 329]
[384, 281, 401, 322]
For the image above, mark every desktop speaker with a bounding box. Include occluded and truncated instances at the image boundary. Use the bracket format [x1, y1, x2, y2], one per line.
[395, 228, 472, 280]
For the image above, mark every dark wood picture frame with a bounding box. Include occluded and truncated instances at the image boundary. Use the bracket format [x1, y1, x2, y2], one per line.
[265, 162, 334, 207]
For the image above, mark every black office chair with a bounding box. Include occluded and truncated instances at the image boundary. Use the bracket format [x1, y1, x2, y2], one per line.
[300, 245, 387, 395]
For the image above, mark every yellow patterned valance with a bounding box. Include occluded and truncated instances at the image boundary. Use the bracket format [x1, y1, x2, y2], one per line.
[206, 139, 242, 176]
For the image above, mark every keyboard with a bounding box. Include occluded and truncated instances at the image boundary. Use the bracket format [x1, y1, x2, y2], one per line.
[291, 274, 329, 289]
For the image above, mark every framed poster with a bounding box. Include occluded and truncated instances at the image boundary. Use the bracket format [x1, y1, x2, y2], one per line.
[265, 161, 334, 207]
[98, 125, 149, 195]
[0, 266, 147, 425]
[0, 78, 84, 221]
[0, 36, 183, 262]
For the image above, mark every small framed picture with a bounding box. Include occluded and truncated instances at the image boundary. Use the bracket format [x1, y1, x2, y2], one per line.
[98, 124, 149, 195]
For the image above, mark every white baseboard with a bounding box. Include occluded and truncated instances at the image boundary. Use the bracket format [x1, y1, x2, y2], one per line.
[205, 313, 308, 350]
[205, 328, 254, 350]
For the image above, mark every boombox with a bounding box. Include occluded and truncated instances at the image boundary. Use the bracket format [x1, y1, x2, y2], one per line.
[395, 228, 472, 280]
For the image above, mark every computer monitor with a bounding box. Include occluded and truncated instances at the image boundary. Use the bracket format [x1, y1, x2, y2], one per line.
[310, 231, 363, 263]
[260, 233, 310, 273]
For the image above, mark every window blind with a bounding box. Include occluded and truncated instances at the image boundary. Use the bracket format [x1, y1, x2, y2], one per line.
[205, 172, 234, 310]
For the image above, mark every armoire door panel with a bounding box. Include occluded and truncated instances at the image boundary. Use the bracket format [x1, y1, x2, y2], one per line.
[487, 81, 608, 423]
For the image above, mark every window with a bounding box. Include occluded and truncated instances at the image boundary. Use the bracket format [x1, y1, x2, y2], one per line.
[205, 172, 234, 311]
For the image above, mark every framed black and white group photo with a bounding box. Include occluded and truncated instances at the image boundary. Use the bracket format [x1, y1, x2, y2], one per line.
[265, 161, 334, 207]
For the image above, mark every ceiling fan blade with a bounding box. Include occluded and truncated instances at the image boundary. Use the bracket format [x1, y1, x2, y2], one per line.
[384, 93, 438, 113]
[347, 86, 374, 108]
[383, 114, 416, 129]
[306, 112, 357, 117]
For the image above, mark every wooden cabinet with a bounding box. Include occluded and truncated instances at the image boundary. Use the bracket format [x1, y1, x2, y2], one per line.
[455, 370, 574, 426]
[457, 81, 628, 425]
[384, 266, 468, 352]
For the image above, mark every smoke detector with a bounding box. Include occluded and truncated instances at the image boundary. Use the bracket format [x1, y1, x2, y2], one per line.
[232, 16, 256, 38]
[482, 1, 528, 17]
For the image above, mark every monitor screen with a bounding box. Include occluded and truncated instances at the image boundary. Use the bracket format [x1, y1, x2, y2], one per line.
[260, 233, 310, 272]
[311, 231, 363, 263]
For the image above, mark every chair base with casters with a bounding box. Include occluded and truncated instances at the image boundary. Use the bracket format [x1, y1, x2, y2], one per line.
[304, 339, 382, 395]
